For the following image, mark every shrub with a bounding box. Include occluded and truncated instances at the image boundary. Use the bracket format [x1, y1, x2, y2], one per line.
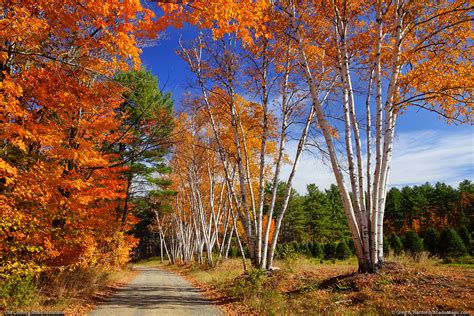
[457, 226, 472, 254]
[423, 227, 440, 256]
[323, 242, 337, 260]
[237, 246, 250, 258]
[383, 237, 391, 255]
[229, 247, 238, 258]
[302, 242, 312, 257]
[403, 230, 424, 257]
[0, 274, 37, 308]
[289, 241, 299, 253]
[347, 238, 355, 253]
[457, 225, 471, 244]
[39, 266, 110, 302]
[232, 268, 267, 300]
[389, 233, 403, 256]
[279, 244, 299, 272]
[275, 244, 283, 259]
[336, 240, 351, 260]
[310, 242, 323, 258]
[439, 228, 467, 259]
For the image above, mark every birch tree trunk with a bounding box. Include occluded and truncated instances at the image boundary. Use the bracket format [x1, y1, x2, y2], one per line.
[284, 0, 408, 272]
[180, 38, 257, 267]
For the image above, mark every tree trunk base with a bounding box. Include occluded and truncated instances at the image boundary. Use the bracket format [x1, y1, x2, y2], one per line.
[358, 260, 384, 273]
[266, 266, 280, 272]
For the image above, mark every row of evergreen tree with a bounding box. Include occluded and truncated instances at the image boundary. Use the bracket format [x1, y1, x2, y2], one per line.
[228, 240, 353, 261]
[256, 225, 472, 262]
[277, 180, 473, 257]
[384, 181, 472, 233]
[385, 226, 472, 259]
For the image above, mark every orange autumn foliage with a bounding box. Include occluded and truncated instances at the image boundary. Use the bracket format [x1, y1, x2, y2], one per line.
[156, 0, 272, 44]
[1, 1, 157, 278]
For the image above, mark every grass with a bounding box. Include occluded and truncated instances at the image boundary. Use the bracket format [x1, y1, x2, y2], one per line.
[140, 254, 474, 315]
[1, 266, 137, 315]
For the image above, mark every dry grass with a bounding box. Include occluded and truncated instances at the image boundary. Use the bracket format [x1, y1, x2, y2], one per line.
[144, 255, 474, 315]
[1, 266, 137, 315]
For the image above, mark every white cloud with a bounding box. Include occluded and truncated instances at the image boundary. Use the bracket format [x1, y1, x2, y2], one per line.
[280, 143, 336, 194]
[281, 129, 474, 194]
[389, 129, 474, 188]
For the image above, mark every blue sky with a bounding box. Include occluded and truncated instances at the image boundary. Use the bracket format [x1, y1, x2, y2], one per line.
[141, 25, 474, 193]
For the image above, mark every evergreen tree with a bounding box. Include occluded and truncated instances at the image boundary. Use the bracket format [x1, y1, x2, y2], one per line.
[310, 242, 323, 258]
[432, 182, 458, 228]
[278, 180, 473, 259]
[303, 184, 332, 242]
[415, 183, 434, 229]
[384, 180, 474, 236]
[323, 242, 337, 260]
[423, 227, 440, 256]
[403, 230, 424, 257]
[280, 183, 351, 245]
[385, 188, 404, 232]
[336, 240, 351, 260]
[400, 186, 416, 229]
[279, 185, 307, 243]
[457, 225, 472, 254]
[114, 70, 174, 259]
[325, 185, 351, 242]
[389, 233, 403, 256]
[458, 180, 474, 229]
[438, 228, 467, 259]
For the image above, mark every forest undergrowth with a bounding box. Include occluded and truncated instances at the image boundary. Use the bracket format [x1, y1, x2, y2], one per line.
[0, 266, 137, 314]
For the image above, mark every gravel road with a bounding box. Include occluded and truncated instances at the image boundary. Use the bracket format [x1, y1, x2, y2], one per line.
[90, 266, 222, 316]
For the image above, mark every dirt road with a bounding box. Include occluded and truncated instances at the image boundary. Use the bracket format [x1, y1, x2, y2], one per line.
[90, 266, 222, 316]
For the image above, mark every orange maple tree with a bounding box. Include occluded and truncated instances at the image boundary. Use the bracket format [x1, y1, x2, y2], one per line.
[0, 1, 159, 278]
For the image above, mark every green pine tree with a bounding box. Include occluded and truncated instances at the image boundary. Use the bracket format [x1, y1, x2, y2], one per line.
[457, 225, 472, 254]
[336, 240, 351, 260]
[438, 228, 467, 259]
[389, 233, 403, 256]
[114, 70, 174, 259]
[423, 227, 440, 256]
[323, 242, 337, 260]
[403, 230, 424, 257]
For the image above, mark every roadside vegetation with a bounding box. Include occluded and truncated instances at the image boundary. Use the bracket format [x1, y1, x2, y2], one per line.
[138, 212, 473, 314]
[1, 266, 136, 314]
[143, 254, 473, 315]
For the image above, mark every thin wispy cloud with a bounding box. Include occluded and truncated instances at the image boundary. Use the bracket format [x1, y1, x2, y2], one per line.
[389, 129, 473, 187]
[281, 129, 474, 194]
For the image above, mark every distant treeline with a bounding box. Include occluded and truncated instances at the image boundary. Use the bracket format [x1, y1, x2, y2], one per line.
[384, 180, 473, 234]
[275, 180, 473, 254]
[275, 183, 352, 244]
[226, 224, 472, 261]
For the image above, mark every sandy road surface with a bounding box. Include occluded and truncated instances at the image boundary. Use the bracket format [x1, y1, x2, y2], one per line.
[90, 266, 222, 316]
